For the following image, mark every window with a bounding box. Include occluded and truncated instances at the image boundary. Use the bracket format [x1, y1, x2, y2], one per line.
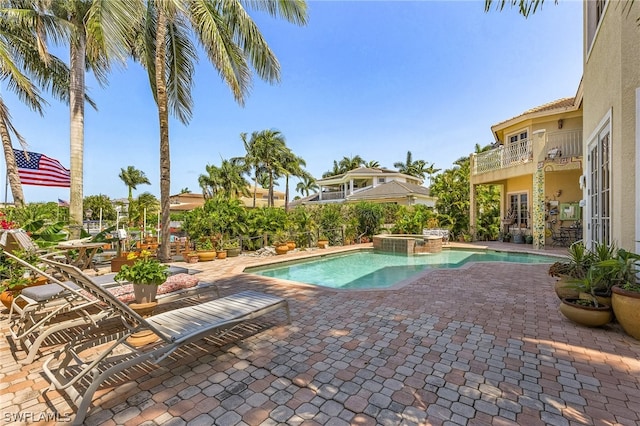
[378, 178, 385, 183]
[586, 112, 611, 246]
[508, 131, 528, 144]
[508, 193, 529, 228]
[586, 0, 607, 55]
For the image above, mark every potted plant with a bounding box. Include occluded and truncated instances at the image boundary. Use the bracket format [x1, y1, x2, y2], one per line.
[559, 296, 613, 328]
[603, 248, 640, 340]
[503, 232, 511, 243]
[0, 249, 48, 308]
[512, 229, 525, 244]
[273, 232, 289, 255]
[195, 238, 216, 262]
[548, 242, 592, 300]
[224, 239, 241, 257]
[216, 238, 227, 260]
[317, 234, 329, 249]
[183, 250, 199, 263]
[114, 250, 169, 304]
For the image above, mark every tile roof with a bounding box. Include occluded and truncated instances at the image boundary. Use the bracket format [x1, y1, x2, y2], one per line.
[492, 97, 577, 129]
[347, 180, 432, 200]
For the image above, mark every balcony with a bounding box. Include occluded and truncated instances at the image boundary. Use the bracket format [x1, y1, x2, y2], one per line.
[472, 129, 582, 176]
[319, 190, 345, 201]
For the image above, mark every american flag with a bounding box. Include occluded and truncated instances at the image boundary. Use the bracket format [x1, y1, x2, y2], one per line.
[13, 149, 71, 187]
[58, 198, 70, 207]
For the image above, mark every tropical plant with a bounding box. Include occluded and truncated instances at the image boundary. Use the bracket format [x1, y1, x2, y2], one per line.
[195, 238, 214, 251]
[354, 202, 383, 238]
[119, 165, 151, 223]
[0, 5, 74, 208]
[198, 159, 250, 200]
[132, 1, 307, 261]
[279, 149, 308, 212]
[114, 250, 168, 286]
[295, 175, 319, 197]
[0, 248, 44, 292]
[45, 0, 141, 237]
[394, 151, 428, 180]
[83, 195, 117, 221]
[5, 204, 67, 248]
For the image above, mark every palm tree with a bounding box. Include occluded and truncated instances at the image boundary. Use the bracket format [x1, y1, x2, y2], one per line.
[322, 160, 342, 178]
[118, 165, 150, 224]
[394, 151, 428, 180]
[279, 149, 307, 211]
[235, 131, 266, 208]
[296, 174, 318, 197]
[134, 1, 307, 261]
[0, 6, 71, 207]
[257, 129, 289, 207]
[425, 163, 441, 187]
[339, 155, 364, 172]
[364, 160, 380, 168]
[198, 160, 249, 200]
[49, 0, 141, 237]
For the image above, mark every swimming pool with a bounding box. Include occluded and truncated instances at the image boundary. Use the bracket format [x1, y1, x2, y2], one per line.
[247, 249, 558, 290]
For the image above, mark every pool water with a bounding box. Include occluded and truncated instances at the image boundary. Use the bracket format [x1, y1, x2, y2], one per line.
[248, 249, 558, 290]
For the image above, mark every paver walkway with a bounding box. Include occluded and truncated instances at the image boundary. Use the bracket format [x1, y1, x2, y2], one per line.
[1, 243, 639, 425]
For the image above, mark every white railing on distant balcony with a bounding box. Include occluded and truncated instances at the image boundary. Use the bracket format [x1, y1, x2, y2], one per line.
[319, 190, 345, 201]
[544, 129, 583, 159]
[473, 139, 533, 175]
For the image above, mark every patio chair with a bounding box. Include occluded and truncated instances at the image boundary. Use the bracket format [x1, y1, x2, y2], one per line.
[5, 251, 219, 364]
[39, 256, 290, 425]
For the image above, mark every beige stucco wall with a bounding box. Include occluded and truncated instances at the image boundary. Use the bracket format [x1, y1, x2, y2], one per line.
[544, 169, 583, 211]
[583, 2, 640, 249]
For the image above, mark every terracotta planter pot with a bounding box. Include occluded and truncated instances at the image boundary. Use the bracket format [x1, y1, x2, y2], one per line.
[287, 241, 296, 251]
[1, 290, 18, 309]
[216, 250, 227, 260]
[318, 239, 329, 249]
[554, 275, 579, 300]
[559, 298, 612, 327]
[611, 286, 640, 340]
[275, 245, 289, 255]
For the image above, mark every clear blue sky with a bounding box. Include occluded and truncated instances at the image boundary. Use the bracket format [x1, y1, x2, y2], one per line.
[2, 0, 583, 203]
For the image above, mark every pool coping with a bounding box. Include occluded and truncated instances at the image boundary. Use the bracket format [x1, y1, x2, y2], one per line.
[238, 244, 567, 293]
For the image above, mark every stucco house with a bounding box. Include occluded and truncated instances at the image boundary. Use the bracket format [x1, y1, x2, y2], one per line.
[169, 186, 286, 212]
[294, 167, 436, 207]
[470, 1, 640, 252]
[582, 1, 639, 252]
[469, 95, 584, 248]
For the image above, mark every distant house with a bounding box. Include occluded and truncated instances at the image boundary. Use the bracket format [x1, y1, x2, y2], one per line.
[169, 186, 286, 212]
[293, 167, 436, 207]
[469, 95, 583, 248]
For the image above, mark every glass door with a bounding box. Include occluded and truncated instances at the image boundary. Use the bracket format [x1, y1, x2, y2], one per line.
[587, 121, 611, 246]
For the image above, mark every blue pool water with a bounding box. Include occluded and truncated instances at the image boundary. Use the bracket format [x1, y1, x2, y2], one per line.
[248, 250, 558, 290]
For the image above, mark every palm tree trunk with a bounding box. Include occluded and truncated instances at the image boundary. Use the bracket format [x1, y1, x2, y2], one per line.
[69, 35, 86, 238]
[155, 9, 171, 262]
[285, 175, 289, 212]
[268, 171, 274, 207]
[0, 114, 25, 207]
[253, 173, 257, 208]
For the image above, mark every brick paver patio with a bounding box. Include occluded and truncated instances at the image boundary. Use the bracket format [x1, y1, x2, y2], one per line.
[2, 243, 640, 425]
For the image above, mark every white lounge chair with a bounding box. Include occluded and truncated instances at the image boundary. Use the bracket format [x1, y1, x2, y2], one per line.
[5, 250, 218, 364]
[39, 256, 290, 425]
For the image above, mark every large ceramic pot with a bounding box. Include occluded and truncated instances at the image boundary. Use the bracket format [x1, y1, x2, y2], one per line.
[216, 250, 227, 260]
[559, 298, 612, 327]
[611, 286, 640, 340]
[554, 275, 580, 300]
[133, 283, 158, 304]
[317, 239, 329, 249]
[275, 244, 289, 255]
[287, 241, 296, 251]
[197, 250, 216, 262]
[226, 247, 241, 257]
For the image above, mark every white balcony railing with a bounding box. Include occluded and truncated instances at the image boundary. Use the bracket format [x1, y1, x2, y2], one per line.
[319, 190, 345, 201]
[544, 129, 583, 159]
[473, 139, 533, 175]
[472, 129, 582, 175]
